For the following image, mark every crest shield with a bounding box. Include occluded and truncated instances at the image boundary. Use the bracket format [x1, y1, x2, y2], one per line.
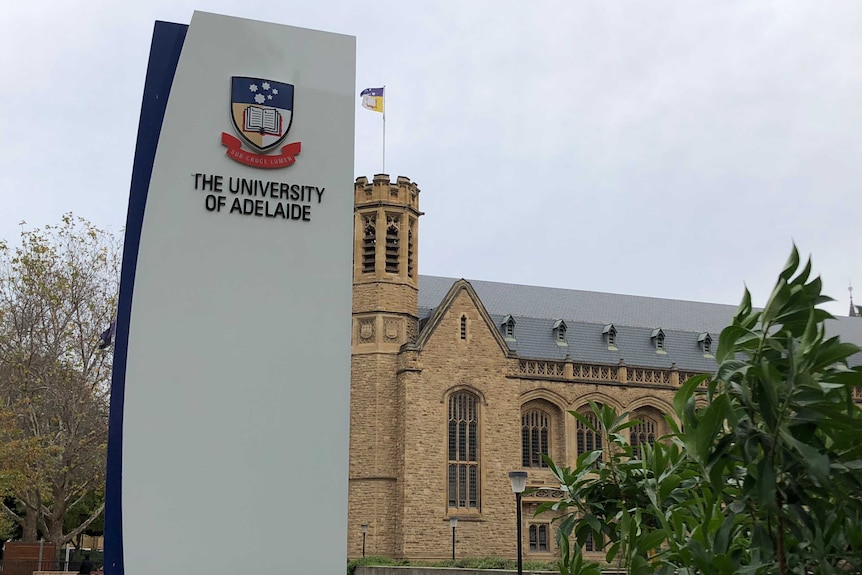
[230, 77, 295, 153]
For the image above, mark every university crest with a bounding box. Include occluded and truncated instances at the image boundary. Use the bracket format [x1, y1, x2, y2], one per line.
[220, 76, 302, 169]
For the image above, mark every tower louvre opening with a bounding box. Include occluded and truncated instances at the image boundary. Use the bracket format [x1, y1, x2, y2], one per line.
[385, 214, 400, 274]
[362, 214, 376, 273]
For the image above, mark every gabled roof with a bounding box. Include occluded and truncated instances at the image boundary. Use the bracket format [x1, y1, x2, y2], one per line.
[417, 275, 862, 369]
[412, 278, 512, 356]
[419, 276, 737, 333]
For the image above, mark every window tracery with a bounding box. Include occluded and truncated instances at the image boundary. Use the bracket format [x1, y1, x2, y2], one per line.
[521, 408, 550, 468]
[630, 413, 657, 459]
[448, 391, 480, 510]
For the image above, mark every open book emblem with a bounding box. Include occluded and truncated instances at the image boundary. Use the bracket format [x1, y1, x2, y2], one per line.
[222, 77, 301, 169]
[229, 77, 294, 152]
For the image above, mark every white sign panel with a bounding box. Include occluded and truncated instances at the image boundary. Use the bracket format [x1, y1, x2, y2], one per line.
[106, 12, 355, 575]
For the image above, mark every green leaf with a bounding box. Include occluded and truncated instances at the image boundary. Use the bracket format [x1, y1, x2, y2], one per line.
[569, 409, 599, 433]
[713, 554, 736, 575]
[762, 280, 792, 326]
[713, 512, 737, 555]
[577, 449, 603, 470]
[715, 359, 750, 383]
[781, 429, 830, 481]
[674, 374, 709, 418]
[636, 529, 667, 554]
[778, 244, 800, 282]
[695, 394, 728, 464]
[791, 255, 812, 287]
[734, 287, 754, 323]
[717, 325, 754, 364]
[754, 459, 776, 509]
[658, 473, 682, 503]
[811, 341, 861, 372]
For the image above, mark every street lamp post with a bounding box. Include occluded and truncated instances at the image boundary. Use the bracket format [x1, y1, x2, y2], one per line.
[508, 471, 528, 575]
[449, 516, 458, 561]
[360, 524, 368, 558]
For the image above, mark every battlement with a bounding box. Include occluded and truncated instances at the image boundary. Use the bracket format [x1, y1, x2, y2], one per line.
[355, 174, 421, 213]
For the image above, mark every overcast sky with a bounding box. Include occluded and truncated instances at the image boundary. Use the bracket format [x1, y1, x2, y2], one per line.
[2, 1, 860, 316]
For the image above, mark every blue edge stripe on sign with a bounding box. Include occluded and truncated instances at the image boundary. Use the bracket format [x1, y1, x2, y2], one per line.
[104, 21, 187, 575]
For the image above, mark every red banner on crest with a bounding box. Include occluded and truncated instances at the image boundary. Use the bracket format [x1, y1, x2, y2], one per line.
[220, 133, 301, 169]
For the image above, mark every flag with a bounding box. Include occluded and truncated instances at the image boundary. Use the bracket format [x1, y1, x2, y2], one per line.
[98, 320, 116, 350]
[360, 87, 384, 114]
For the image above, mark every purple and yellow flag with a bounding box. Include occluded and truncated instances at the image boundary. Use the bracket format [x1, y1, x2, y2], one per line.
[360, 87, 384, 113]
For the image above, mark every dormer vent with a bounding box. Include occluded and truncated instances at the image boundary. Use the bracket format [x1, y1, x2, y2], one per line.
[502, 315, 516, 341]
[553, 319, 567, 346]
[698, 332, 712, 356]
[651, 328, 666, 353]
[603, 324, 617, 350]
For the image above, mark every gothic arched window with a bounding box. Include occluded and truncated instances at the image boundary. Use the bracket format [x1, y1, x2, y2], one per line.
[576, 407, 603, 462]
[529, 524, 549, 551]
[630, 414, 657, 459]
[521, 408, 550, 468]
[585, 530, 603, 552]
[448, 391, 480, 509]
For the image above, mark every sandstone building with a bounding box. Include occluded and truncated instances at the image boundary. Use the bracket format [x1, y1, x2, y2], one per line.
[347, 174, 862, 562]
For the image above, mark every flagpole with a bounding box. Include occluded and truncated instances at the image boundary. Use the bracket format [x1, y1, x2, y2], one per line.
[382, 85, 386, 173]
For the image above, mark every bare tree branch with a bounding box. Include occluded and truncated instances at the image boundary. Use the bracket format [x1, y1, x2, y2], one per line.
[1, 501, 23, 524]
[61, 502, 105, 547]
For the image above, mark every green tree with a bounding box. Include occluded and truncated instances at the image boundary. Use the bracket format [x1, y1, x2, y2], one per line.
[544, 247, 862, 575]
[0, 214, 119, 548]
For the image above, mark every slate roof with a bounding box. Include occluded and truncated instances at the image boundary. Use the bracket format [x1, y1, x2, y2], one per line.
[418, 275, 862, 370]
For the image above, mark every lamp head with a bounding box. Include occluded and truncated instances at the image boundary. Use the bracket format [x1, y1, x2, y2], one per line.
[508, 471, 528, 494]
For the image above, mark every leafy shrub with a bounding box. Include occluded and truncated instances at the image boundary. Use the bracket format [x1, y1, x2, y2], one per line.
[543, 247, 862, 575]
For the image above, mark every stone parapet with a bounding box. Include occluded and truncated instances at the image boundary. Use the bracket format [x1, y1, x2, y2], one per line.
[355, 174, 421, 213]
[510, 358, 702, 388]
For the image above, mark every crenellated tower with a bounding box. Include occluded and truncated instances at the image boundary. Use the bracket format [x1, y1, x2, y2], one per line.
[352, 174, 422, 339]
[348, 174, 422, 558]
